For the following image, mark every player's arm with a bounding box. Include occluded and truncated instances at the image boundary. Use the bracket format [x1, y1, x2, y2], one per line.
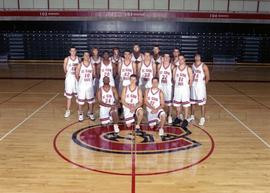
[187, 67, 193, 86]
[144, 89, 154, 111]
[172, 67, 177, 84]
[118, 62, 122, 78]
[156, 90, 165, 110]
[112, 87, 119, 106]
[63, 57, 68, 74]
[113, 62, 117, 78]
[121, 86, 130, 108]
[75, 63, 81, 80]
[152, 62, 157, 77]
[203, 64, 210, 84]
[137, 62, 142, 79]
[96, 63, 101, 79]
[156, 64, 161, 78]
[92, 64, 96, 79]
[132, 62, 137, 75]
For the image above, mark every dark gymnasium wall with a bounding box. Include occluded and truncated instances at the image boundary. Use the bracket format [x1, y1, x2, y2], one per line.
[0, 20, 270, 62]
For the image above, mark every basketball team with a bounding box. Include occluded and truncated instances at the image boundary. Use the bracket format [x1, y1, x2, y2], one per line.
[63, 44, 210, 136]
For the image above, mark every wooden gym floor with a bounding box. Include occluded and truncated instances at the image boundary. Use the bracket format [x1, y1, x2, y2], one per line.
[0, 63, 270, 193]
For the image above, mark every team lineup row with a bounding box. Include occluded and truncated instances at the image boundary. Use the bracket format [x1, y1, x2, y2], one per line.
[63, 45, 210, 136]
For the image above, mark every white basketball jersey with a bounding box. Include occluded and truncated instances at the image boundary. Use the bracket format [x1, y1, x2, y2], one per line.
[66, 56, 79, 76]
[147, 88, 161, 110]
[192, 63, 205, 86]
[125, 86, 139, 105]
[131, 53, 143, 62]
[100, 60, 114, 83]
[79, 61, 94, 86]
[175, 66, 190, 87]
[159, 62, 173, 86]
[140, 61, 154, 82]
[101, 86, 115, 105]
[110, 55, 123, 64]
[90, 56, 101, 65]
[120, 60, 134, 86]
[152, 55, 162, 64]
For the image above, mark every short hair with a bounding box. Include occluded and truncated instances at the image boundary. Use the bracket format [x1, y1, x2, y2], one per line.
[173, 48, 180, 51]
[124, 49, 131, 54]
[153, 45, 160, 49]
[92, 47, 98, 51]
[133, 43, 140, 47]
[103, 50, 109, 55]
[70, 46, 76, 50]
[112, 47, 119, 51]
[144, 51, 151, 55]
[130, 74, 137, 79]
[152, 77, 159, 82]
[163, 53, 170, 57]
[195, 53, 201, 57]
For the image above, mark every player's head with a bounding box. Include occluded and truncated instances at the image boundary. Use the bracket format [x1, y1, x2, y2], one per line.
[179, 54, 185, 65]
[195, 53, 201, 62]
[112, 47, 120, 55]
[153, 45, 160, 55]
[163, 53, 170, 62]
[152, 77, 159, 88]
[133, 44, 140, 52]
[92, 47, 99, 56]
[130, 74, 137, 85]
[144, 51, 151, 60]
[124, 50, 131, 59]
[103, 51, 110, 59]
[173, 48, 180, 58]
[83, 51, 90, 61]
[103, 76, 110, 85]
[69, 47, 77, 56]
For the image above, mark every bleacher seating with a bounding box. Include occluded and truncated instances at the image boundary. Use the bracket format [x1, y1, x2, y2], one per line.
[1, 30, 270, 63]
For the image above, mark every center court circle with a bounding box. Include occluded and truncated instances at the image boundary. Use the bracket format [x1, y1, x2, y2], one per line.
[54, 122, 215, 176]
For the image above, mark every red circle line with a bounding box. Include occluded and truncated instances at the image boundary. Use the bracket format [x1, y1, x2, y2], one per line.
[53, 122, 215, 176]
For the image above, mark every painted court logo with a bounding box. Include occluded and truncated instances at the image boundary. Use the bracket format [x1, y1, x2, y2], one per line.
[72, 123, 201, 154]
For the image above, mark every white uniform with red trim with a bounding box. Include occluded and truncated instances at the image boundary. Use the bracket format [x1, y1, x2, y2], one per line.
[123, 86, 143, 125]
[131, 53, 144, 63]
[110, 55, 124, 65]
[99, 86, 116, 125]
[139, 60, 154, 90]
[173, 65, 191, 107]
[99, 60, 115, 88]
[64, 56, 79, 99]
[158, 62, 173, 106]
[190, 63, 207, 105]
[152, 55, 162, 65]
[146, 88, 166, 127]
[120, 60, 134, 87]
[77, 61, 95, 105]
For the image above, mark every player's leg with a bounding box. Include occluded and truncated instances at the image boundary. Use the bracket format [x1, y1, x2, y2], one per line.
[198, 85, 207, 126]
[64, 77, 73, 117]
[158, 110, 166, 136]
[110, 108, 120, 133]
[135, 108, 144, 131]
[124, 106, 135, 128]
[86, 86, 95, 121]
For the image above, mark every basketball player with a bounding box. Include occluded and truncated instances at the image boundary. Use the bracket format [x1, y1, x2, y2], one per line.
[110, 47, 123, 92]
[118, 50, 136, 94]
[131, 44, 144, 65]
[121, 74, 144, 131]
[173, 55, 193, 128]
[75, 51, 95, 122]
[98, 51, 116, 88]
[63, 47, 80, 118]
[189, 53, 210, 126]
[97, 76, 120, 133]
[172, 48, 180, 67]
[157, 53, 174, 124]
[90, 47, 102, 95]
[144, 77, 167, 136]
[152, 45, 162, 67]
[138, 51, 156, 93]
